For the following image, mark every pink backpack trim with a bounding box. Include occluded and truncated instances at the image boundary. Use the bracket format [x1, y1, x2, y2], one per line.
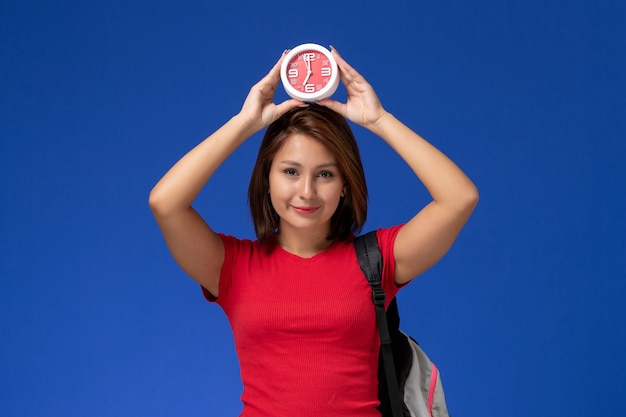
[428, 363, 438, 417]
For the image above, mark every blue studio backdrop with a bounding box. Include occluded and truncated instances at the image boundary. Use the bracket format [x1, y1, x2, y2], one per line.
[1, 1, 625, 416]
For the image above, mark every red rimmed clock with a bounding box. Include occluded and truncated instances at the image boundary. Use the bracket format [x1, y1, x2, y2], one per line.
[280, 43, 340, 102]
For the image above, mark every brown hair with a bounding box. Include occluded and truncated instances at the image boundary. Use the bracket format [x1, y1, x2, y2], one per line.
[248, 104, 367, 243]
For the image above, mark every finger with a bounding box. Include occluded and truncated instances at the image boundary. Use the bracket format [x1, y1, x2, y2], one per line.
[331, 46, 361, 83]
[316, 98, 347, 118]
[275, 98, 308, 117]
[258, 49, 290, 87]
[330, 46, 351, 85]
[267, 51, 286, 82]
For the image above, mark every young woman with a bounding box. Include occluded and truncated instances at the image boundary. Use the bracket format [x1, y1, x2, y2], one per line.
[149, 47, 478, 417]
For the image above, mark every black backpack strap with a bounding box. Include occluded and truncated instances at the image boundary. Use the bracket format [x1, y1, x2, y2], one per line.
[354, 231, 404, 417]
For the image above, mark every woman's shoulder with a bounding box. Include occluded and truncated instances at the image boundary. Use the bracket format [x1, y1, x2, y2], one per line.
[374, 223, 405, 245]
[342, 224, 405, 261]
[218, 232, 278, 257]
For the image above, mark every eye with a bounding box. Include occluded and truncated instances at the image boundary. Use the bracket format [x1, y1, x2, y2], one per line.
[283, 168, 298, 176]
[318, 171, 333, 178]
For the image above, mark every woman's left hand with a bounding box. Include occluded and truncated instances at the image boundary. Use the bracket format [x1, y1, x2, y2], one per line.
[317, 46, 388, 129]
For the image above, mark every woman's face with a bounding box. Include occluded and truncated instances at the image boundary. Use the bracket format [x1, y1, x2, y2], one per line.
[269, 133, 345, 238]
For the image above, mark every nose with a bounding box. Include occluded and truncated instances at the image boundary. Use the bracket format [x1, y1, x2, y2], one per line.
[299, 176, 316, 200]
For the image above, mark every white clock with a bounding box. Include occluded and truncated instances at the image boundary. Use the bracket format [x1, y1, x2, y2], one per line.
[280, 43, 340, 102]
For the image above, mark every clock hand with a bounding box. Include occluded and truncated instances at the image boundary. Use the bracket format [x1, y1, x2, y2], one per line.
[302, 55, 312, 86]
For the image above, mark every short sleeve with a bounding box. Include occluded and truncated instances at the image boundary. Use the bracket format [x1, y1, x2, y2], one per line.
[201, 233, 241, 303]
[375, 224, 405, 306]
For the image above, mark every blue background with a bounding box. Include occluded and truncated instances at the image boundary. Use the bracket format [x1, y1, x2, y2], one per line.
[2, 0, 624, 416]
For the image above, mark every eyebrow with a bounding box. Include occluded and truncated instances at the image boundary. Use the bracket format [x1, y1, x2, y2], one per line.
[278, 160, 338, 169]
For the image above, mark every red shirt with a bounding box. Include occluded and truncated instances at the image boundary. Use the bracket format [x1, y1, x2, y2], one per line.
[203, 225, 403, 417]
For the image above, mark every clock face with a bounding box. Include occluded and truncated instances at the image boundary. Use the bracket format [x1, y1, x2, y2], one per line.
[281, 44, 339, 101]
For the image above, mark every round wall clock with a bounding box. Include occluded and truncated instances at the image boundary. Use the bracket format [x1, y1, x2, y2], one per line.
[280, 43, 340, 102]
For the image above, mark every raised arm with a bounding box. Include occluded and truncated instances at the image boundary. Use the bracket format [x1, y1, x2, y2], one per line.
[149, 52, 303, 296]
[319, 47, 478, 285]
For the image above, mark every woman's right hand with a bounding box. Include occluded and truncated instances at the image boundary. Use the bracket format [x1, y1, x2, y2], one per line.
[238, 51, 305, 132]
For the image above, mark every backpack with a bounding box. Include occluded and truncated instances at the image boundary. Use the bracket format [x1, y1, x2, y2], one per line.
[354, 231, 451, 417]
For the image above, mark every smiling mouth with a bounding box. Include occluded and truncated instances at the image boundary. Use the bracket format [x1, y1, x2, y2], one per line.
[293, 206, 319, 215]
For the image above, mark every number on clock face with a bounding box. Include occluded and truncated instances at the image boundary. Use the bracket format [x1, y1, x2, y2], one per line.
[286, 50, 333, 93]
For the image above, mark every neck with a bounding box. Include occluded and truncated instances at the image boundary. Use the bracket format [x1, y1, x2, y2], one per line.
[276, 228, 333, 258]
